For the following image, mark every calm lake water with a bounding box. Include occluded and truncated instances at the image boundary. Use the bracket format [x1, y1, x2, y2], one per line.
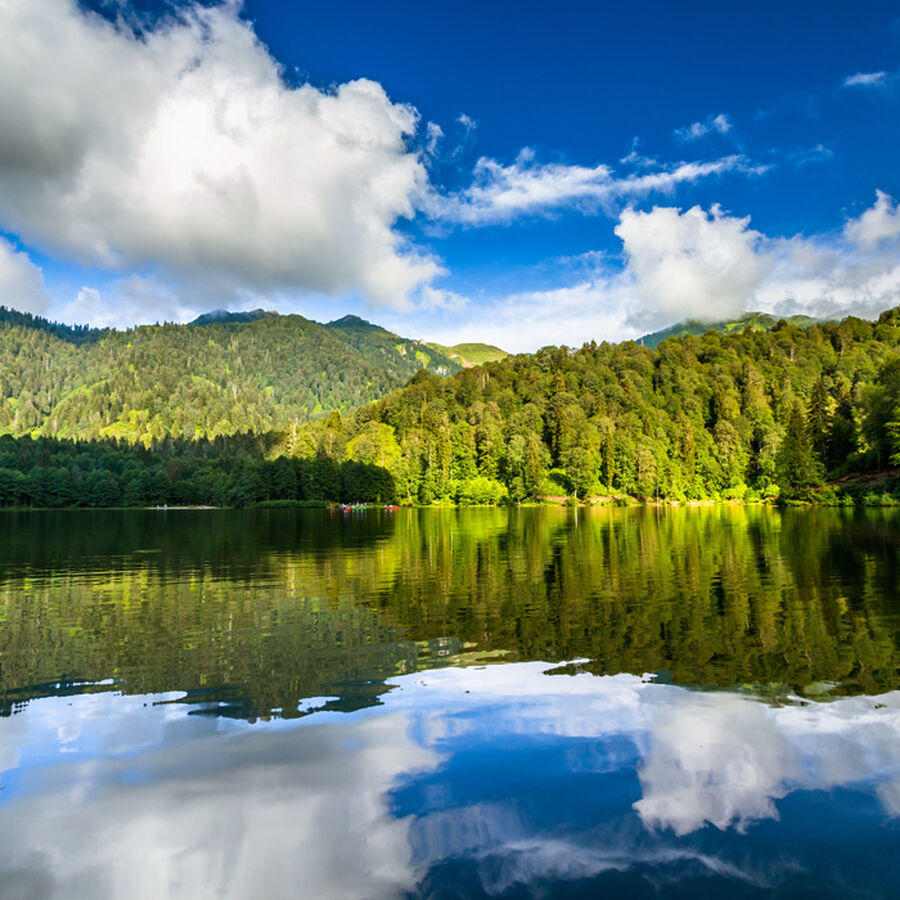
[1, 507, 899, 898]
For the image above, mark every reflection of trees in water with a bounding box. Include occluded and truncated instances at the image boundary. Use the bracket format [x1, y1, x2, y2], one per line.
[0, 508, 898, 718]
[378, 508, 899, 695]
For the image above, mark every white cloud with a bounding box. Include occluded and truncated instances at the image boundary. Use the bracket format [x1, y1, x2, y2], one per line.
[426, 279, 637, 353]
[0, 239, 51, 314]
[615, 204, 769, 325]
[0, 0, 440, 311]
[788, 143, 834, 167]
[844, 190, 900, 247]
[843, 71, 887, 88]
[675, 113, 732, 142]
[417, 285, 469, 311]
[59, 276, 208, 328]
[620, 137, 657, 168]
[424, 122, 444, 156]
[427, 150, 765, 226]
[425, 190, 900, 351]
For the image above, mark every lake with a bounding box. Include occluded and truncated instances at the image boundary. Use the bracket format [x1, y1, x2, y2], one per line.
[1, 507, 899, 898]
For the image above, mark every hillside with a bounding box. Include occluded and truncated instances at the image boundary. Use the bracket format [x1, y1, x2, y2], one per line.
[324, 315, 458, 379]
[293, 307, 900, 505]
[639, 311, 819, 349]
[0, 308, 898, 508]
[423, 341, 509, 367]
[0, 306, 461, 444]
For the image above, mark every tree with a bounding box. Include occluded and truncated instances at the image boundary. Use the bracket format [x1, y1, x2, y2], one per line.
[775, 404, 824, 501]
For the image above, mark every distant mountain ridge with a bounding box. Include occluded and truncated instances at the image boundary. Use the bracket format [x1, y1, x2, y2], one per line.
[639, 311, 820, 349]
[190, 308, 275, 326]
[0, 305, 462, 443]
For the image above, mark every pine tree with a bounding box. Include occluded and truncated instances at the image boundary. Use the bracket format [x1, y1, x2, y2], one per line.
[776, 404, 824, 500]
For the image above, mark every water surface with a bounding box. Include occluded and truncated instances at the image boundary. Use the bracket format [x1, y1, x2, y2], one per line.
[1, 507, 899, 898]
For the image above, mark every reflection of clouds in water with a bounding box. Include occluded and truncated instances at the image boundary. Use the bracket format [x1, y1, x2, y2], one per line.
[2, 664, 900, 897]
[385, 664, 900, 834]
[0, 705, 438, 900]
[408, 802, 800, 894]
[637, 688, 900, 834]
[635, 691, 797, 835]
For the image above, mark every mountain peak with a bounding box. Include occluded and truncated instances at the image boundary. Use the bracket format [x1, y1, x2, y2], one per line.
[191, 308, 274, 326]
[325, 314, 379, 329]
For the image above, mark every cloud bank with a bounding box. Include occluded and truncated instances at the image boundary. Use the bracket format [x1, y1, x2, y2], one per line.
[428, 191, 900, 352]
[0, 0, 439, 309]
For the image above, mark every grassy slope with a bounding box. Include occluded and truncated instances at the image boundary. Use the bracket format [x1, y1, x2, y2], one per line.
[424, 340, 509, 367]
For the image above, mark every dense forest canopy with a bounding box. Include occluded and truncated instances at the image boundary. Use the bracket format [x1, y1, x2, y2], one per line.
[296, 306, 900, 505]
[0, 306, 461, 443]
[0, 305, 898, 507]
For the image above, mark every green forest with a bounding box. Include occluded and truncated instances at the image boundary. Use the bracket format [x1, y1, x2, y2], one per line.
[296, 306, 900, 506]
[0, 306, 462, 442]
[0, 305, 899, 507]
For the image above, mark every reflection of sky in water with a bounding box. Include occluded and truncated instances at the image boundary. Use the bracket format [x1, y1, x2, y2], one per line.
[2, 663, 900, 898]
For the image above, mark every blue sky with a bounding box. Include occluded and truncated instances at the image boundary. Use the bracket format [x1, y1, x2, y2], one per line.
[0, 0, 898, 350]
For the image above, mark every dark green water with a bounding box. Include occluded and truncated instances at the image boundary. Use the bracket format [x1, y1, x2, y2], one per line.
[1, 507, 899, 898]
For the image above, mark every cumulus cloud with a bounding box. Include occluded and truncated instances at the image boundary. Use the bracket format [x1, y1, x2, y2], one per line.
[425, 190, 900, 351]
[843, 71, 887, 88]
[844, 190, 900, 246]
[427, 150, 766, 226]
[675, 113, 732, 142]
[0, 239, 51, 314]
[615, 204, 768, 324]
[0, 0, 440, 310]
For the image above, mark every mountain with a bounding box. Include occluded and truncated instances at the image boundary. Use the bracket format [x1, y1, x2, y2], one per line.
[1, 306, 898, 510]
[0, 306, 461, 443]
[639, 311, 819, 349]
[423, 341, 510, 367]
[292, 306, 900, 505]
[324, 315, 459, 379]
[190, 308, 274, 326]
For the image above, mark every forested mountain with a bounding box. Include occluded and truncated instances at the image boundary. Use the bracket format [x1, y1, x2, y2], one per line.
[0, 306, 460, 444]
[0, 306, 898, 509]
[294, 307, 900, 505]
[323, 315, 458, 379]
[640, 311, 818, 349]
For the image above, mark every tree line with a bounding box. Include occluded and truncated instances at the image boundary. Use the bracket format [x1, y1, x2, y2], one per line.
[292, 307, 900, 505]
[0, 307, 898, 507]
[0, 306, 459, 443]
